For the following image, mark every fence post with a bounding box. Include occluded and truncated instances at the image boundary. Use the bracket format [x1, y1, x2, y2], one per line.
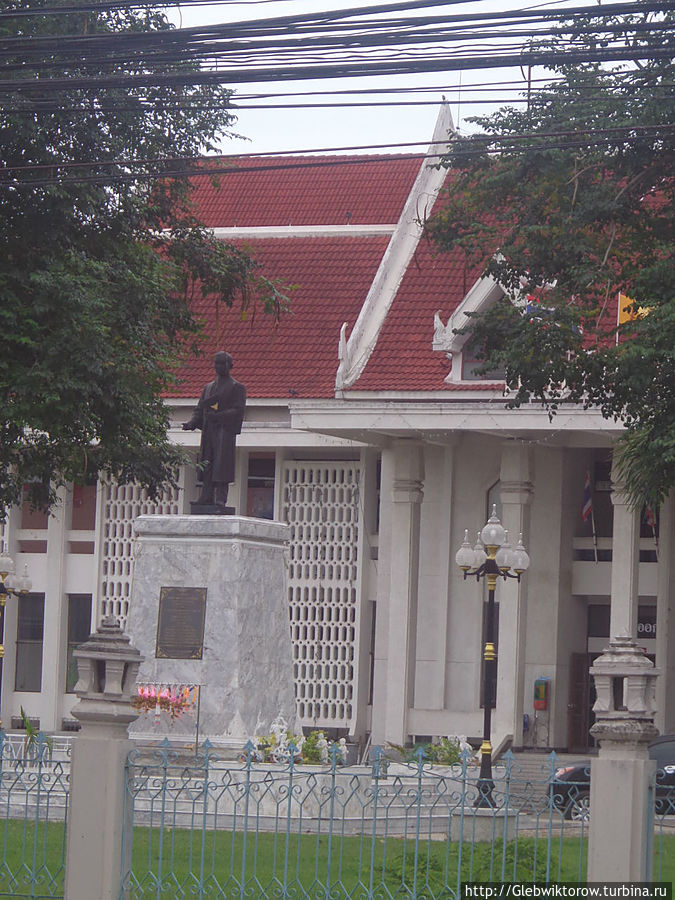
[64, 616, 142, 900]
[587, 636, 659, 881]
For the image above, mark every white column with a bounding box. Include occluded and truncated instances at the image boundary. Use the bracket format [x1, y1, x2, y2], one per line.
[41, 485, 68, 731]
[231, 448, 249, 514]
[495, 444, 533, 748]
[383, 439, 424, 744]
[0, 506, 18, 727]
[414, 442, 454, 710]
[655, 493, 675, 732]
[587, 457, 657, 881]
[274, 449, 289, 521]
[350, 448, 379, 740]
[609, 467, 640, 640]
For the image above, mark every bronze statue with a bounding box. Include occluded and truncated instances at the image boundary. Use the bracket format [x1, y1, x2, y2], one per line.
[183, 351, 246, 509]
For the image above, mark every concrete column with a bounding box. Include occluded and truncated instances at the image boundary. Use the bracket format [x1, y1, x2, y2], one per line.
[231, 447, 249, 514]
[414, 442, 454, 711]
[495, 444, 533, 749]
[0, 506, 18, 727]
[655, 493, 675, 732]
[92, 479, 107, 626]
[42, 486, 68, 731]
[274, 449, 289, 520]
[609, 466, 640, 640]
[588, 640, 658, 881]
[383, 439, 424, 744]
[64, 617, 142, 900]
[587, 462, 658, 880]
[350, 448, 379, 740]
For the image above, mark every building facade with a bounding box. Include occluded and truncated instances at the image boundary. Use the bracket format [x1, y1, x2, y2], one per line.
[3, 106, 673, 752]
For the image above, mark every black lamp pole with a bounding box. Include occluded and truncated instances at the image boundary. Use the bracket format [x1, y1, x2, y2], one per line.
[455, 509, 530, 810]
[475, 552, 500, 808]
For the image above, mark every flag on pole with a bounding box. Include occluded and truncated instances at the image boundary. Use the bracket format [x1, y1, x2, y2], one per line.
[582, 471, 598, 563]
[582, 472, 593, 522]
[645, 505, 659, 559]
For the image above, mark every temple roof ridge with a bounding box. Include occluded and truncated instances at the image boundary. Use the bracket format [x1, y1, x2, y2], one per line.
[335, 103, 455, 393]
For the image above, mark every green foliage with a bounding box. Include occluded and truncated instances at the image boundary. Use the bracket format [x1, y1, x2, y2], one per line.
[19, 706, 52, 753]
[300, 729, 327, 765]
[429, 11, 674, 509]
[424, 737, 462, 767]
[469, 839, 550, 882]
[0, 1, 285, 514]
[386, 737, 462, 766]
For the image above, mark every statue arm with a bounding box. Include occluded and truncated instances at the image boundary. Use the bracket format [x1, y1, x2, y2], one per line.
[182, 391, 207, 431]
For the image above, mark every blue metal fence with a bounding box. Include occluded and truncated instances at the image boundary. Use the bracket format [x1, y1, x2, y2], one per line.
[120, 743, 591, 899]
[647, 764, 675, 882]
[0, 731, 671, 899]
[0, 731, 68, 899]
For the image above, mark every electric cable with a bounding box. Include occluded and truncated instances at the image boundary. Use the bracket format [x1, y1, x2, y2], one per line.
[2, 124, 672, 189]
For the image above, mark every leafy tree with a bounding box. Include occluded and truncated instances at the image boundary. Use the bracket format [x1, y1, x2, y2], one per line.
[429, 10, 674, 509]
[0, 1, 282, 514]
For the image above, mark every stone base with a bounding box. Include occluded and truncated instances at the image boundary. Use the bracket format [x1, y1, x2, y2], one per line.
[451, 808, 515, 843]
[126, 515, 296, 743]
[189, 502, 235, 516]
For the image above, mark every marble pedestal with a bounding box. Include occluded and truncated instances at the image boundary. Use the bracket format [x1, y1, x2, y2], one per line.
[126, 515, 296, 746]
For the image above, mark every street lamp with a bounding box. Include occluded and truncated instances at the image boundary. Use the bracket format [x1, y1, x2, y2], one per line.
[0, 543, 32, 729]
[455, 505, 530, 808]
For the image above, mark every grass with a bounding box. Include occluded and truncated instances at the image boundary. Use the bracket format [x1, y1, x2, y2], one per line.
[0, 819, 673, 898]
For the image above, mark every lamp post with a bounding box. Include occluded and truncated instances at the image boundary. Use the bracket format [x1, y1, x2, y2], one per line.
[455, 505, 530, 808]
[0, 543, 32, 729]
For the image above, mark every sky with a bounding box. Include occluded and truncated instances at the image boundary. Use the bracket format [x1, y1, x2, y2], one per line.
[166, 0, 555, 155]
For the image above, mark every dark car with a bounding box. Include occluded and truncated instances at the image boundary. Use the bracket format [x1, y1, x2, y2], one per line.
[551, 733, 675, 820]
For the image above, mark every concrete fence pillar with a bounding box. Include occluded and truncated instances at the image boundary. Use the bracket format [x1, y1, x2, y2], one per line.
[588, 637, 659, 881]
[64, 616, 142, 900]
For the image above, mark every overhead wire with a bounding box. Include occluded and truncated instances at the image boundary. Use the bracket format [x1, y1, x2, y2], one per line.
[1, 40, 672, 93]
[0, 0, 671, 182]
[0, 0, 669, 101]
[2, 123, 672, 186]
[0, 0, 638, 21]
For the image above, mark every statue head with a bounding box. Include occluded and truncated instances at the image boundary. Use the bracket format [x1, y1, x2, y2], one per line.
[214, 351, 233, 376]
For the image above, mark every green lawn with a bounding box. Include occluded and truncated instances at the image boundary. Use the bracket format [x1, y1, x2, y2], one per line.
[0, 819, 673, 898]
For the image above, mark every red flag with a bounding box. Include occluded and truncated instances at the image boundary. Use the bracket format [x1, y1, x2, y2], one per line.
[645, 506, 656, 530]
[582, 471, 593, 522]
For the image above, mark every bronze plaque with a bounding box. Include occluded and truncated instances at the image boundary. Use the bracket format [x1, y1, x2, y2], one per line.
[156, 587, 207, 659]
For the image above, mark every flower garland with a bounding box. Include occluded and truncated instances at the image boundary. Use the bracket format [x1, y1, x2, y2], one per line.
[132, 684, 198, 723]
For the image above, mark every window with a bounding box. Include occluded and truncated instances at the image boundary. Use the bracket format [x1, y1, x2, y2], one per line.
[69, 483, 97, 554]
[461, 338, 506, 382]
[247, 455, 275, 519]
[70, 484, 97, 530]
[15, 594, 44, 692]
[19, 486, 48, 553]
[66, 594, 92, 692]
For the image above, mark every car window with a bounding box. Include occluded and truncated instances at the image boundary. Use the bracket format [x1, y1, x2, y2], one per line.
[650, 740, 675, 767]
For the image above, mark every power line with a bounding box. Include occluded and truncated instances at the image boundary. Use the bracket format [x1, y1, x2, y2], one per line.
[3, 0, 670, 54]
[3, 82, 672, 114]
[2, 124, 672, 185]
[2, 41, 672, 94]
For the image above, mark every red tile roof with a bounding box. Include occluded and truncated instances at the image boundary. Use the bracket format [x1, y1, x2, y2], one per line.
[189, 155, 423, 227]
[350, 238, 493, 392]
[173, 153, 507, 400]
[169, 235, 391, 399]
